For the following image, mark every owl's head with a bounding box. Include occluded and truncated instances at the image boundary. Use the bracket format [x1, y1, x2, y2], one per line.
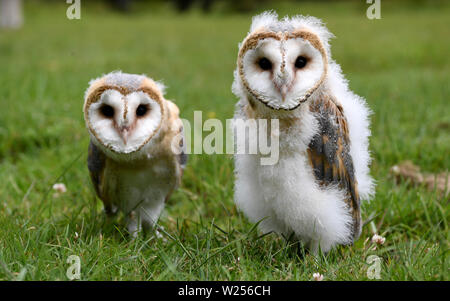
[83, 72, 166, 156]
[233, 12, 333, 111]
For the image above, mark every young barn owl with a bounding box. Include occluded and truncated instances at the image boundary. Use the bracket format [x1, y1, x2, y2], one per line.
[232, 12, 374, 253]
[83, 71, 186, 236]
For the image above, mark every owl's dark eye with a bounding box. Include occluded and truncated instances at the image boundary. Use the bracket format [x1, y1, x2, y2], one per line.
[295, 56, 308, 69]
[258, 57, 272, 71]
[136, 104, 149, 117]
[100, 105, 114, 118]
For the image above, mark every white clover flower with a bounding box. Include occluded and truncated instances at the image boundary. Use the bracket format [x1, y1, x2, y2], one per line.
[371, 234, 386, 245]
[313, 273, 324, 281]
[52, 183, 67, 193]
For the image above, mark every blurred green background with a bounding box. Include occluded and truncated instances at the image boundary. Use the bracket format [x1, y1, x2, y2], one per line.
[0, 0, 448, 280]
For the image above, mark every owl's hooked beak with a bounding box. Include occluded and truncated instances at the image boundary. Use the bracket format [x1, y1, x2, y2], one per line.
[278, 84, 288, 100]
[119, 126, 130, 145]
[274, 70, 292, 101]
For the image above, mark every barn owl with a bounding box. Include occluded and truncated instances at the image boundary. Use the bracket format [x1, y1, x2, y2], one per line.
[232, 12, 374, 253]
[83, 71, 186, 236]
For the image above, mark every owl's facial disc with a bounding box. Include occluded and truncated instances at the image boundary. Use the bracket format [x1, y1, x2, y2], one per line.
[239, 32, 327, 110]
[87, 89, 163, 154]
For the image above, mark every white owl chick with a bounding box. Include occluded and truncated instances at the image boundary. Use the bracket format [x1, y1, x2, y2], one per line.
[83, 71, 186, 236]
[232, 12, 374, 253]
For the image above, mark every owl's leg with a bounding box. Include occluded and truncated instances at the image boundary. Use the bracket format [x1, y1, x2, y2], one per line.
[104, 204, 118, 217]
[306, 240, 320, 255]
[138, 199, 165, 235]
[125, 210, 141, 238]
[295, 241, 308, 260]
[235, 155, 286, 235]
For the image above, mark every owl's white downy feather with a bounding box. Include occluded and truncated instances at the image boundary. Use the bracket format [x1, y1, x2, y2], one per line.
[233, 12, 374, 253]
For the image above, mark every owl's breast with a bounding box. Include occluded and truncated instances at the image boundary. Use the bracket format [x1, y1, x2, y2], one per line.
[101, 155, 178, 212]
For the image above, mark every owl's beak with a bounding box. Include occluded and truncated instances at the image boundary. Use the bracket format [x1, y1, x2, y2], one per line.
[280, 86, 288, 100]
[119, 126, 130, 145]
[274, 83, 289, 101]
[275, 72, 291, 101]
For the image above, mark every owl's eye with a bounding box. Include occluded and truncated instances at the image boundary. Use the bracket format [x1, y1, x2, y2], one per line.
[100, 104, 114, 118]
[136, 104, 149, 117]
[295, 56, 308, 69]
[258, 57, 272, 71]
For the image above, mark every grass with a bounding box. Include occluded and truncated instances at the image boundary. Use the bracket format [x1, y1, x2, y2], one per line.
[0, 0, 448, 281]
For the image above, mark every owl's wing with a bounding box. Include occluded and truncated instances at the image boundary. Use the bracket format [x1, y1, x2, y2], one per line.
[87, 141, 114, 215]
[158, 100, 187, 205]
[166, 100, 188, 171]
[307, 95, 361, 241]
[177, 129, 188, 170]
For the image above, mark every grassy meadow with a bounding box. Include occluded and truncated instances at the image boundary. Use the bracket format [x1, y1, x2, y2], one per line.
[0, 0, 448, 280]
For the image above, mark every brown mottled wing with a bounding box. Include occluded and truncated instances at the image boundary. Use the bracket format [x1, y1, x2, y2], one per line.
[165, 129, 187, 204]
[165, 100, 188, 171]
[163, 100, 187, 203]
[87, 141, 114, 215]
[307, 95, 361, 242]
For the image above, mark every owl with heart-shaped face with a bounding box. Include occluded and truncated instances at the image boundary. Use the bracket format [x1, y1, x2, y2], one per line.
[232, 12, 375, 253]
[83, 71, 187, 236]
